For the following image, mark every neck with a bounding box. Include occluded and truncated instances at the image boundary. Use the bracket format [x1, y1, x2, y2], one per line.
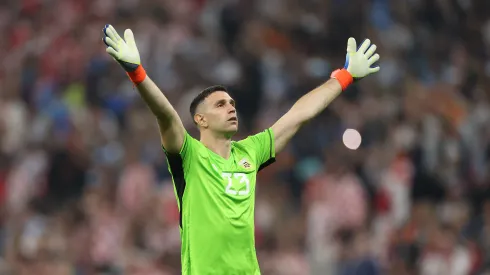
[200, 131, 233, 159]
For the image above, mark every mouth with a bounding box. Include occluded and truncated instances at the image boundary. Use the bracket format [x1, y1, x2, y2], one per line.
[228, 117, 238, 122]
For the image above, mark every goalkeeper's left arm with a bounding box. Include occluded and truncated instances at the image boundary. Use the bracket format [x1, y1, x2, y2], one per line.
[271, 38, 380, 153]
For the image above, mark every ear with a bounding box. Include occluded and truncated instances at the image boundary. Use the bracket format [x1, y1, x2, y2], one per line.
[194, 114, 208, 128]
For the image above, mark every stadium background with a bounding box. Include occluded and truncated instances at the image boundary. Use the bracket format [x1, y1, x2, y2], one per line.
[1, 0, 490, 274]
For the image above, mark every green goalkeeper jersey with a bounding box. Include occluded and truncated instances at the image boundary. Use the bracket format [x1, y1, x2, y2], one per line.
[164, 128, 276, 275]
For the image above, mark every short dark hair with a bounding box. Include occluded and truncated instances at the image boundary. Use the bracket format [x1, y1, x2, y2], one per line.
[189, 85, 228, 123]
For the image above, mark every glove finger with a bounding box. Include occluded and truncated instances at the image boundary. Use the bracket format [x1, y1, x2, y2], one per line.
[124, 29, 137, 48]
[111, 25, 123, 41]
[106, 47, 119, 59]
[103, 37, 118, 50]
[365, 44, 377, 58]
[369, 67, 380, 73]
[102, 36, 110, 47]
[368, 54, 380, 66]
[346, 37, 357, 54]
[103, 24, 116, 40]
[102, 24, 110, 38]
[107, 25, 122, 42]
[358, 39, 371, 54]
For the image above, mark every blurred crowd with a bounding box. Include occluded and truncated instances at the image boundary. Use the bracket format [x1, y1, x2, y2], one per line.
[1, 0, 490, 274]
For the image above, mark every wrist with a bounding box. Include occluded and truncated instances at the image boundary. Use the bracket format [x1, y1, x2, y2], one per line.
[126, 65, 147, 85]
[330, 68, 353, 91]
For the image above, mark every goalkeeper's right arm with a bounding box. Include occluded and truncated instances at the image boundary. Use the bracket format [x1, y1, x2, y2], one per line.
[103, 24, 185, 154]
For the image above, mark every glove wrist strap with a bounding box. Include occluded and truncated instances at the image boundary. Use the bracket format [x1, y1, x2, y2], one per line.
[126, 65, 147, 85]
[330, 69, 353, 91]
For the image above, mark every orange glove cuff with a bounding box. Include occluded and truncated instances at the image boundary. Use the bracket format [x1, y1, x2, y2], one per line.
[126, 65, 147, 85]
[330, 69, 353, 91]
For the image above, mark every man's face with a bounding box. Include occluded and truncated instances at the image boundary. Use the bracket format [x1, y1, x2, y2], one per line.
[197, 91, 238, 136]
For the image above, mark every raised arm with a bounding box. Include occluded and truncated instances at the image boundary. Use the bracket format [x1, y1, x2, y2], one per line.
[271, 38, 380, 153]
[102, 24, 185, 154]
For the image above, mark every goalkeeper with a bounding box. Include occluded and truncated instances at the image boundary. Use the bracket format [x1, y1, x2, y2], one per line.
[102, 24, 380, 275]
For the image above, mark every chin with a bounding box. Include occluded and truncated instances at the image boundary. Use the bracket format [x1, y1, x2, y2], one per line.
[224, 125, 238, 136]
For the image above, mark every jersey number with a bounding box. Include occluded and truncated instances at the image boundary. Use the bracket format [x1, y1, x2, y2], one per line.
[222, 173, 250, 196]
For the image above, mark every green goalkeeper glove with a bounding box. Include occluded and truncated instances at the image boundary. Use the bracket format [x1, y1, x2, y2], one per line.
[331, 37, 380, 91]
[102, 24, 146, 84]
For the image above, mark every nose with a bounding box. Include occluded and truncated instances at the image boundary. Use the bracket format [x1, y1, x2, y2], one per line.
[228, 107, 236, 114]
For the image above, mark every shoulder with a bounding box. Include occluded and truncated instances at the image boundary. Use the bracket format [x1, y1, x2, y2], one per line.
[231, 140, 253, 156]
[235, 128, 274, 147]
[164, 131, 204, 159]
[183, 132, 201, 148]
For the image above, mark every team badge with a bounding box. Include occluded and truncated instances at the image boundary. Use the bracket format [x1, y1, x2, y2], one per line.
[239, 158, 251, 169]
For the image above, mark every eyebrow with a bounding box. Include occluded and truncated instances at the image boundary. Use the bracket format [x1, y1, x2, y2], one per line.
[215, 98, 235, 106]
